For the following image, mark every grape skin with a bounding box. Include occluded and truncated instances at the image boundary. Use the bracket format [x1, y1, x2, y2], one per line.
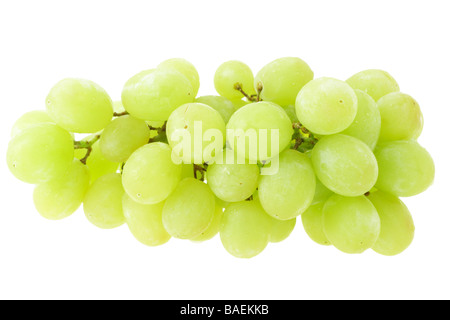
[323, 194, 380, 254]
[122, 142, 182, 204]
[374, 140, 435, 197]
[311, 134, 378, 197]
[7, 123, 74, 184]
[220, 201, 271, 259]
[295, 77, 358, 135]
[123, 193, 171, 247]
[259, 149, 316, 220]
[33, 160, 90, 220]
[367, 191, 415, 256]
[99, 115, 151, 163]
[46, 78, 114, 133]
[162, 178, 215, 240]
[83, 173, 125, 229]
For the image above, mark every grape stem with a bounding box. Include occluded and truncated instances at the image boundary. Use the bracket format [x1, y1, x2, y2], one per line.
[113, 111, 129, 117]
[74, 134, 101, 164]
[193, 163, 208, 181]
[291, 122, 318, 152]
[148, 121, 167, 143]
[256, 82, 263, 102]
[234, 83, 257, 102]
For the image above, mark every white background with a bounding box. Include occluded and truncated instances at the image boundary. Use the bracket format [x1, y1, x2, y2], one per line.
[0, 0, 449, 300]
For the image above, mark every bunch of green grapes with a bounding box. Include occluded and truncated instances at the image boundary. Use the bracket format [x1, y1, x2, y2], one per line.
[6, 57, 434, 259]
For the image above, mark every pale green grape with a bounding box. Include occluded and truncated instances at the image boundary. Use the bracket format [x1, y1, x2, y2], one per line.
[122, 142, 182, 204]
[323, 194, 380, 254]
[214, 60, 256, 100]
[7, 123, 74, 184]
[11, 110, 54, 138]
[162, 178, 215, 239]
[181, 163, 195, 179]
[46, 78, 113, 133]
[295, 77, 358, 135]
[255, 57, 314, 106]
[311, 134, 378, 197]
[346, 69, 399, 101]
[166, 102, 226, 164]
[215, 197, 230, 210]
[206, 150, 259, 202]
[75, 141, 120, 183]
[377, 92, 423, 142]
[158, 58, 200, 97]
[374, 140, 434, 197]
[99, 115, 150, 163]
[341, 90, 381, 150]
[83, 173, 125, 229]
[367, 191, 415, 256]
[33, 160, 90, 220]
[282, 104, 299, 122]
[259, 149, 316, 220]
[226, 101, 294, 162]
[231, 99, 250, 110]
[311, 178, 333, 205]
[301, 202, 330, 246]
[121, 68, 194, 121]
[268, 216, 296, 243]
[192, 202, 224, 242]
[220, 201, 271, 258]
[195, 95, 235, 123]
[122, 193, 171, 246]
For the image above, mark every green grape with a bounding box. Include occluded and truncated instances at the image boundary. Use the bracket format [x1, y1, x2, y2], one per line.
[192, 202, 224, 242]
[295, 77, 358, 135]
[214, 60, 256, 100]
[231, 99, 250, 110]
[75, 141, 120, 183]
[311, 178, 333, 205]
[99, 115, 150, 163]
[255, 57, 314, 106]
[220, 201, 271, 259]
[166, 102, 226, 164]
[268, 215, 296, 243]
[367, 191, 415, 256]
[215, 197, 230, 210]
[226, 101, 293, 162]
[301, 202, 330, 246]
[341, 90, 381, 150]
[121, 68, 194, 121]
[282, 104, 299, 122]
[162, 178, 215, 239]
[346, 69, 399, 101]
[33, 160, 90, 220]
[259, 149, 316, 220]
[206, 150, 259, 202]
[122, 193, 171, 246]
[377, 92, 423, 142]
[112, 101, 126, 113]
[323, 194, 380, 254]
[11, 110, 54, 138]
[374, 140, 434, 197]
[7, 123, 74, 184]
[122, 142, 182, 204]
[195, 95, 235, 123]
[46, 78, 113, 133]
[158, 58, 200, 97]
[83, 173, 125, 229]
[311, 134, 378, 197]
[181, 163, 195, 179]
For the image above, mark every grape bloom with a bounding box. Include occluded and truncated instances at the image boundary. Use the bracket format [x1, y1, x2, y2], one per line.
[6, 57, 434, 258]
